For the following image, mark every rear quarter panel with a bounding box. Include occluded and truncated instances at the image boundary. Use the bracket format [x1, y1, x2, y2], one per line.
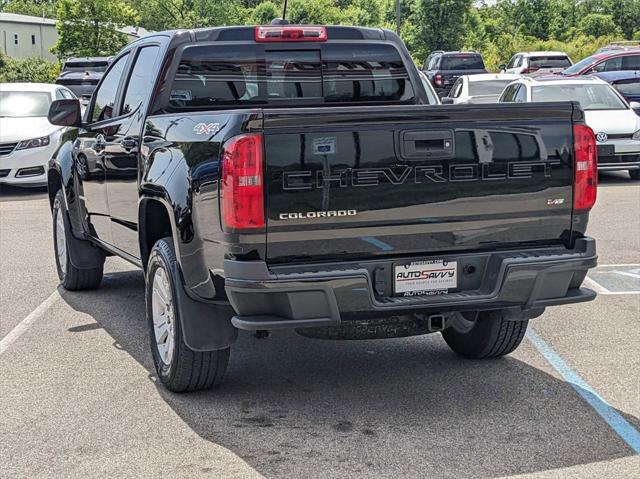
[142, 111, 263, 299]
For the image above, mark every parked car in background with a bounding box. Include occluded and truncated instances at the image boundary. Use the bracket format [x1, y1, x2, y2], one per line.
[423, 51, 487, 97]
[592, 71, 640, 114]
[441, 73, 521, 104]
[501, 51, 572, 75]
[0, 83, 77, 187]
[417, 71, 441, 104]
[560, 50, 640, 76]
[499, 76, 640, 179]
[596, 41, 640, 53]
[55, 57, 112, 104]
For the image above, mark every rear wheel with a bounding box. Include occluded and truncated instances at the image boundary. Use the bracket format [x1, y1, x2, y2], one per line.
[441, 310, 528, 359]
[146, 237, 230, 392]
[630, 169, 640, 180]
[52, 189, 103, 290]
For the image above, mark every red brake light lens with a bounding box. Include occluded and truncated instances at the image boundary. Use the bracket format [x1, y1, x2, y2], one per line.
[255, 26, 327, 42]
[573, 124, 598, 211]
[434, 73, 443, 86]
[221, 134, 264, 230]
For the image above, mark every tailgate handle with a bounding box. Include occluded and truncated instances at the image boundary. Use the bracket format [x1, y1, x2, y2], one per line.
[401, 130, 454, 159]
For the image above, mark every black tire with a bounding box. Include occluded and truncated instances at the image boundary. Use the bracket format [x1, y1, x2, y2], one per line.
[630, 169, 640, 180]
[146, 237, 230, 393]
[52, 189, 103, 290]
[441, 310, 528, 359]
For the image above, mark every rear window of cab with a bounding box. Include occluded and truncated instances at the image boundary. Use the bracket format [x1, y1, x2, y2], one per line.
[167, 43, 416, 111]
[441, 55, 484, 70]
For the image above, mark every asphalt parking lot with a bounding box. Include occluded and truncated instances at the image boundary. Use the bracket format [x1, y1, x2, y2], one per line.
[1, 173, 639, 479]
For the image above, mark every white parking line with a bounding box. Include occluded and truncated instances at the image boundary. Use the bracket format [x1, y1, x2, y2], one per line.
[585, 271, 640, 296]
[0, 290, 60, 356]
[596, 263, 640, 268]
[583, 276, 611, 294]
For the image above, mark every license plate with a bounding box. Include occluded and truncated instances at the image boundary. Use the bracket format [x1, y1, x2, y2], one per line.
[597, 144, 615, 157]
[394, 260, 457, 296]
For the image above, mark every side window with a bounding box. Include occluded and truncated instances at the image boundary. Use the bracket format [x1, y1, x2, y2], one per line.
[62, 89, 76, 99]
[90, 53, 129, 123]
[55, 89, 65, 100]
[451, 79, 463, 98]
[500, 84, 517, 102]
[622, 55, 640, 70]
[430, 56, 440, 70]
[594, 57, 622, 72]
[613, 79, 640, 96]
[514, 85, 528, 102]
[514, 56, 523, 68]
[121, 46, 160, 115]
[507, 55, 517, 69]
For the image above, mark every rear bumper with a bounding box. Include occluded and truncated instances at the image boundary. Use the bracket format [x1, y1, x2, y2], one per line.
[224, 238, 597, 331]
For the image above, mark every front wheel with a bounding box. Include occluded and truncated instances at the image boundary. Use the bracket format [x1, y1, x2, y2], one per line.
[630, 169, 640, 180]
[52, 189, 103, 290]
[146, 237, 230, 392]
[441, 310, 528, 359]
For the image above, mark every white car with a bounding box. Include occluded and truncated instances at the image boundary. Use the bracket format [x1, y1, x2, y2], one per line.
[441, 73, 521, 104]
[498, 76, 640, 179]
[0, 83, 76, 187]
[501, 51, 573, 75]
[417, 71, 441, 105]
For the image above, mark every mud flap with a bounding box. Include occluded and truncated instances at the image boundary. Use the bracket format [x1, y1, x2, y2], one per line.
[173, 268, 238, 352]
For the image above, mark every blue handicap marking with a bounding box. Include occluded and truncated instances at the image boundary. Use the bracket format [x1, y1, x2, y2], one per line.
[588, 265, 640, 293]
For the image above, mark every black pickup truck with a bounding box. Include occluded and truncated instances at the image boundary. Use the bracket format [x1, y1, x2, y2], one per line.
[47, 24, 598, 392]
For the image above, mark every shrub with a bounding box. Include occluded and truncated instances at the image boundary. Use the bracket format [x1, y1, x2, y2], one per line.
[0, 54, 60, 84]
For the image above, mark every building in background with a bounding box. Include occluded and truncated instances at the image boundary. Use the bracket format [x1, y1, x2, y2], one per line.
[0, 12, 149, 61]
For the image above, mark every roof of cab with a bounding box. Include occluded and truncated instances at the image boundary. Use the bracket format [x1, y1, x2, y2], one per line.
[518, 75, 608, 85]
[519, 51, 569, 57]
[466, 73, 522, 82]
[592, 71, 640, 81]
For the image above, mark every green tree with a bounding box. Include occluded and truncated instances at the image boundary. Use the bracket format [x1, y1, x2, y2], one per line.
[578, 13, 622, 38]
[286, 0, 346, 25]
[408, 0, 472, 62]
[247, 1, 280, 24]
[130, 0, 243, 31]
[1, 0, 58, 18]
[610, 0, 640, 39]
[52, 0, 139, 59]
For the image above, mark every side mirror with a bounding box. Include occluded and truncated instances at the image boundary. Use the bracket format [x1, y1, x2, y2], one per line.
[498, 64, 507, 72]
[441, 97, 454, 104]
[48, 99, 82, 127]
[629, 101, 640, 110]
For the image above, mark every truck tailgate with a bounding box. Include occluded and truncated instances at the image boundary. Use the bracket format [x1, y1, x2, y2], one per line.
[264, 103, 576, 263]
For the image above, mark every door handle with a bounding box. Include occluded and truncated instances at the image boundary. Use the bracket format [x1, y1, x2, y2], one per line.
[121, 137, 138, 151]
[400, 129, 454, 159]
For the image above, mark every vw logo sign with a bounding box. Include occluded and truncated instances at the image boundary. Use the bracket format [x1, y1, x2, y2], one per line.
[596, 132, 608, 143]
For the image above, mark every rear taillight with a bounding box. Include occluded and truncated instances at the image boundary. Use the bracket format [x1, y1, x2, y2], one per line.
[573, 124, 598, 211]
[221, 134, 264, 230]
[434, 73, 443, 86]
[255, 26, 327, 42]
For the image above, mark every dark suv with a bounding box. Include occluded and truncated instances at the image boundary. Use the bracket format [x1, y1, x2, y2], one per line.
[423, 51, 487, 96]
[55, 57, 112, 103]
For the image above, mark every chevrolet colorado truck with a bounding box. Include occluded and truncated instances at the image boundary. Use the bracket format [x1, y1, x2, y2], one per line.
[46, 24, 599, 392]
